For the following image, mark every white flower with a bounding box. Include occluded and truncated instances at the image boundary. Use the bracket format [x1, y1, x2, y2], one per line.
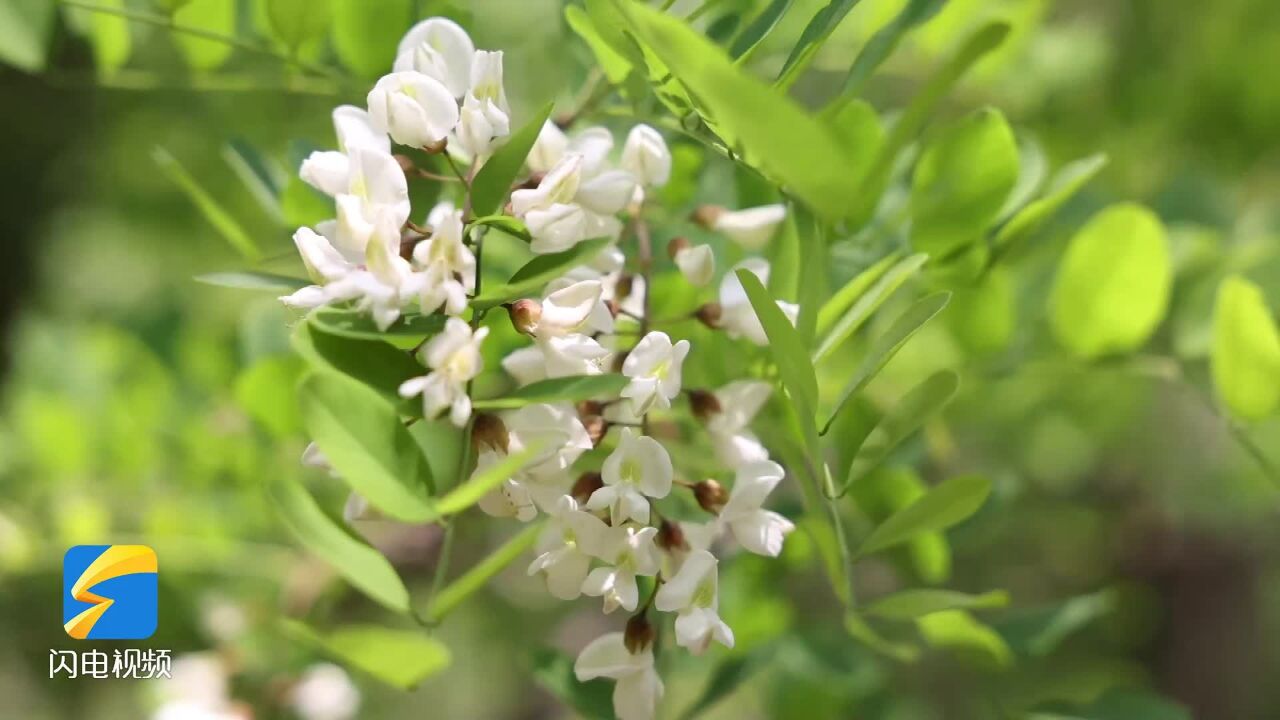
[674, 244, 715, 287]
[367, 71, 459, 149]
[527, 496, 609, 599]
[409, 205, 474, 316]
[299, 106, 390, 198]
[454, 50, 511, 159]
[707, 380, 772, 468]
[398, 318, 488, 427]
[342, 492, 370, 523]
[719, 258, 799, 346]
[568, 127, 616, 178]
[528, 120, 569, 174]
[293, 227, 352, 284]
[289, 663, 360, 720]
[588, 429, 672, 524]
[393, 17, 475, 99]
[581, 523, 661, 613]
[537, 279, 614, 337]
[501, 345, 548, 386]
[655, 549, 734, 655]
[621, 124, 671, 188]
[721, 460, 794, 557]
[537, 333, 610, 377]
[574, 633, 664, 720]
[475, 403, 593, 521]
[714, 204, 787, 250]
[511, 153, 627, 253]
[621, 332, 690, 416]
[316, 147, 410, 260]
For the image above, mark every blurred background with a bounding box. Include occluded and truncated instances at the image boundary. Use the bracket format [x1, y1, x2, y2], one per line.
[1, 0, 1278, 718]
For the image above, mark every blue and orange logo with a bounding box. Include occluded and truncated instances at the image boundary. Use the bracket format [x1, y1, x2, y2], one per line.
[62, 545, 158, 640]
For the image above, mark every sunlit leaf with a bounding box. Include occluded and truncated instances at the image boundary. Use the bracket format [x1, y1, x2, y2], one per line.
[844, 611, 920, 661]
[265, 0, 331, 51]
[283, 621, 450, 689]
[840, 370, 959, 494]
[737, 270, 820, 451]
[774, 0, 862, 89]
[565, 5, 632, 84]
[173, 0, 236, 70]
[234, 354, 305, 437]
[0, 0, 56, 72]
[1050, 203, 1171, 359]
[917, 610, 1012, 669]
[859, 474, 990, 556]
[472, 237, 613, 309]
[470, 103, 555, 218]
[995, 153, 1108, 256]
[469, 214, 532, 242]
[866, 589, 1009, 621]
[153, 147, 260, 261]
[424, 523, 542, 623]
[1211, 275, 1280, 420]
[835, 0, 946, 98]
[299, 369, 437, 519]
[195, 271, 309, 293]
[266, 475, 409, 612]
[428, 442, 547, 519]
[473, 374, 628, 410]
[814, 253, 928, 363]
[330, 0, 411, 78]
[730, 0, 794, 62]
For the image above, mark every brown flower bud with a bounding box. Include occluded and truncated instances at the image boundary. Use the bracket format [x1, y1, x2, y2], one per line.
[471, 413, 509, 455]
[394, 154, 416, 175]
[693, 479, 728, 514]
[517, 172, 545, 190]
[583, 415, 609, 447]
[422, 138, 448, 155]
[692, 205, 725, 229]
[666, 236, 691, 261]
[656, 519, 688, 552]
[624, 612, 656, 654]
[695, 303, 723, 329]
[508, 299, 542, 335]
[615, 273, 635, 301]
[688, 389, 722, 422]
[578, 400, 605, 417]
[571, 472, 604, 503]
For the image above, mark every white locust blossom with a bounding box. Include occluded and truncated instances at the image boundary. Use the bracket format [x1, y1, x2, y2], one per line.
[289, 663, 361, 720]
[581, 523, 661, 613]
[501, 345, 549, 386]
[527, 496, 609, 599]
[409, 205, 474, 316]
[393, 17, 475, 99]
[399, 317, 488, 426]
[655, 549, 734, 654]
[299, 106, 390, 197]
[673, 243, 715, 286]
[521, 279, 613, 378]
[454, 50, 511, 159]
[528, 123, 615, 177]
[475, 403, 593, 520]
[707, 380, 772, 468]
[574, 633, 664, 720]
[714, 204, 787, 250]
[621, 124, 671, 188]
[511, 153, 633, 253]
[367, 71, 459, 148]
[588, 428, 673, 524]
[721, 460, 795, 557]
[621, 331, 690, 416]
[719, 258, 799, 346]
[309, 147, 410, 260]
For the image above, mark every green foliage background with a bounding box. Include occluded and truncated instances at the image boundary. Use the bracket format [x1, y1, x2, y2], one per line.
[1, 0, 1278, 718]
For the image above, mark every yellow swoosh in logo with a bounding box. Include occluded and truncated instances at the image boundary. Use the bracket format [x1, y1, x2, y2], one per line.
[63, 545, 158, 639]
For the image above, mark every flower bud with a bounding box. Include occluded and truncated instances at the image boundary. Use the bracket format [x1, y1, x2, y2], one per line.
[508, 299, 542, 335]
[583, 414, 609, 447]
[622, 124, 672, 188]
[695, 303, 723, 329]
[666, 236, 691, 260]
[577, 400, 605, 417]
[471, 413, 509, 454]
[687, 389, 722, 422]
[394, 153, 417, 175]
[656, 519, 688, 552]
[624, 613, 656, 654]
[674, 244, 715, 287]
[693, 479, 728, 514]
[692, 205, 725, 229]
[571, 472, 605, 503]
[615, 274, 635, 301]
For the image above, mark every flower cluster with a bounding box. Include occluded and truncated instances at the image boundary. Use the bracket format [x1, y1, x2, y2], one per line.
[285, 16, 802, 720]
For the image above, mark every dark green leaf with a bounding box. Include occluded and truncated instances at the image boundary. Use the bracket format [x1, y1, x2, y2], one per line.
[154, 147, 260, 261]
[823, 291, 950, 434]
[283, 621, 450, 689]
[859, 474, 991, 556]
[266, 475, 409, 612]
[469, 214, 532, 242]
[472, 237, 613, 309]
[775, 0, 863, 89]
[299, 369, 437, 519]
[730, 0, 794, 62]
[844, 611, 920, 661]
[840, 370, 959, 494]
[999, 590, 1116, 657]
[470, 103, 555, 218]
[814, 253, 928, 362]
[196, 271, 309, 293]
[473, 374, 628, 410]
[836, 0, 946, 98]
[866, 589, 1009, 621]
[309, 307, 447, 349]
[532, 648, 615, 720]
[1211, 275, 1280, 420]
[292, 322, 425, 410]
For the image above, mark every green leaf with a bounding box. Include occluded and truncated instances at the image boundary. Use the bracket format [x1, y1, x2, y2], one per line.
[473, 374, 628, 410]
[299, 370, 437, 520]
[292, 322, 425, 410]
[866, 589, 1009, 621]
[910, 108, 1019, 259]
[840, 370, 959, 494]
[1049, 203, 1171, 359]
[677, 646, 770, 720]
[532, 648, 615, 720]
[859, 474, 991, 556]
[1211, 275, 1280, 420]
[774, 0, 862, 89]
[565, 5, 632, 84]
[469, 214, 532, 242]
[309, 307, 447, 349]
[0, 0, 56, 72]
[994, 153, 1108, 256]
[173, 0, 236, 70]
[616, 2, 858, 222]
[153, 147, 260, 261]
[330, 0, 411, 77]
[423, 523, 542, 623]
[234, 354, 305, 437]
[737, 270, 819, 440]
[471, 237, 613, 309]
[223, 140, 286, 222]
[823, 292, 951, 434]
[843, 611, 920, 661]
[76, 0, 131, 74]
[851, 467, 951, 583]
[282, 175, 334, 228]
[835, 0, 945, 98]
[793, 204, 828, 346]
[916, 610, 1012, 669]
[283, 621, 450, 689]
[265, 0, 332, 51]
[847, 22, 1010, 227]
[430, 442, 548, 519]
[470, 103, 555, 218]
[814, 253, 928, 363]
[266, 475, 409, 612]
[999, 589, 1116, 657]
[823, 98, 884, 179]
[730, 0, 794, 62]
[195, 271, 309, 293]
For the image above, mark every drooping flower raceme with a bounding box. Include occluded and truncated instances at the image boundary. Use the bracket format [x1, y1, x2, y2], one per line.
[574, 632, 664, 720]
